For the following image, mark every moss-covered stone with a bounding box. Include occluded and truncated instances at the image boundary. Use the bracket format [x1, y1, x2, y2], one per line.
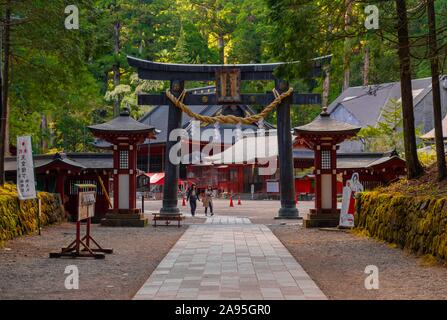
[0, 183, 65, 246]
[356, 191, 447, 260]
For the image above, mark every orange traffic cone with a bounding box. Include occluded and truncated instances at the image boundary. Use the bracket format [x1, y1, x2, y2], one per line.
[229, 196, 234, 207]
[237, 196, 241, 205]
[182, 195, 186, 206]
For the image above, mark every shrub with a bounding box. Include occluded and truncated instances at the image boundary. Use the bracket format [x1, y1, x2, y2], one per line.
[0, 183, 65, 246]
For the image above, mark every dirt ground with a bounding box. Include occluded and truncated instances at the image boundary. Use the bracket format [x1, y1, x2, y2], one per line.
[2, 199, 447, 300]
[270, 224, 447, 300]
[0, 216, 201, 300]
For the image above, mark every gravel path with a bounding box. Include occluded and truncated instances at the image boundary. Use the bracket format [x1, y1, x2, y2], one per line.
[270, 225, 447, 300]
[0, 218, 191, 299]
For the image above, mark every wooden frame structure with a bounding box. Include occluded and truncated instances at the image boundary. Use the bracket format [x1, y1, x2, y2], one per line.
[49, 184, 113, 259]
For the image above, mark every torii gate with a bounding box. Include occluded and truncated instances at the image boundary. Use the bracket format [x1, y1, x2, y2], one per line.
[128, 56, 330, 219]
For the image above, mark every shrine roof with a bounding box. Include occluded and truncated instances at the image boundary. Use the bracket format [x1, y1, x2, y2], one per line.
[327, 77, 435, 128]
[421, 113, 447, 140]
[336, 151, 404, 169]
[294, 108, 361, 136]
[291, 149, 403, 168]
[88, 109, 157, 135]
[51, 153, 86, 169]
[4, 152, 113, 172]
[138, 99, 275, 144]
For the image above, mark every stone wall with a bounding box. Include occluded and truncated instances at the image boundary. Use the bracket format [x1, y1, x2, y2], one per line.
[0, 184, 65, 245]
[356, 191, 447, 259]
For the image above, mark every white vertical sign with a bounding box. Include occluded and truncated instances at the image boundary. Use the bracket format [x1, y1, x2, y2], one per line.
[339, 172, 363, 228]
[16, 136, 36, 200]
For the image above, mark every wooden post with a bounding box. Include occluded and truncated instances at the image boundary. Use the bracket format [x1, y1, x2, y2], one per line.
[276, 80, 299, 219]
[160, 80, 184, 215]
[37, 198, 41, 236]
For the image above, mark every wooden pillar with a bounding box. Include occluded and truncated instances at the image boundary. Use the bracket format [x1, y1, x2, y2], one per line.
[160, 80, 184, 215]
[129, 143, 137, 210]
[56, 171, 65, 203]
[330, 144, 337, 212]
[315, 145, 322, 211]
[276, 80, 299, 218]
[238, 166, 244, 193]
[112, 145, 119, 209]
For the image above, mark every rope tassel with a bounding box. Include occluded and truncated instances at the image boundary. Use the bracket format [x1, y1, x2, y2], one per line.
[165, 87, 294, 125]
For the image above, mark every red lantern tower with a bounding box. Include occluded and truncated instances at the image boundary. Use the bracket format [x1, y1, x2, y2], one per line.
[89, 109, 158, 227]
[294, 108, 361, 228]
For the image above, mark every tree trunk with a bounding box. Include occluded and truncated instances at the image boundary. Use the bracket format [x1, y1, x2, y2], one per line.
[102, 72, 108, 95]
[113, 21, 121, 117]
[40, 114, 48, 153]
[342, 0, 353, 91]
[395, 0, 423, 179]
[218, 32, 224, 64]
[0, 3, 11, 185]
[322, 65, 331, 109]
[2, 4, 10, 157]
[363, 45, 370, 86]
[427, 0, 446, 180]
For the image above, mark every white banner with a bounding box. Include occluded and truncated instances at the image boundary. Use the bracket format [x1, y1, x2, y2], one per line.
[16, 136, 37, 200]
[339, 172, 363, 228]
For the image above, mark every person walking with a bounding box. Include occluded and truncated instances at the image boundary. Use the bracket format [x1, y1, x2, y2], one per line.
[186, 184, 199, 216]
[203, 186, 214, 216]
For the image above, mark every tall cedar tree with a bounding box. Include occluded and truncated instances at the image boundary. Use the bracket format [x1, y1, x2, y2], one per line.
[427, 0, 446, 180]
[395, 0, 423, 179]
[0, 1, 10, 186]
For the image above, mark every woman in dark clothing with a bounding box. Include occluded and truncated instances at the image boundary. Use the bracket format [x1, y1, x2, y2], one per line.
[186, 184, 199, 216]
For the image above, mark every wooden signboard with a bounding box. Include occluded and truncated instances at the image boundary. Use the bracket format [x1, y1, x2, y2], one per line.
[78, 191, 96, 221]
[216, 69, 241, 103]
[50, 184, 112, 259]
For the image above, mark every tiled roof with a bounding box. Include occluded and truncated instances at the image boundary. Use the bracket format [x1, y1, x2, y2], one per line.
[327, 77, 434, 127]
[137, 92, 275, 144]
[294, 110, 361, 135]
[89, 109, 156, 134]
[420, 114, 447, 140]
[4, 152, 113, 172]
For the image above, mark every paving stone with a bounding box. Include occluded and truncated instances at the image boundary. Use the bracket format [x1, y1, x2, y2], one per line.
[133, 217, 326, 300]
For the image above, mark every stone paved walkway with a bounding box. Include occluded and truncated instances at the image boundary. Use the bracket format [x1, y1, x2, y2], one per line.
[133, 216, 326, 300]
[205, 216, 251, 224]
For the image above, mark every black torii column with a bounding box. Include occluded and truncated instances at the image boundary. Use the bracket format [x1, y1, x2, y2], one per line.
[160, 80, 184, 215]
[276, 80, 299, 218]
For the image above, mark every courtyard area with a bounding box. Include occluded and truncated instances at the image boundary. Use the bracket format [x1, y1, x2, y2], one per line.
[1, 200, 447, 300]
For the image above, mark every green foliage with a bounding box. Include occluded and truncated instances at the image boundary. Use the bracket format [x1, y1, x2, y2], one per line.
[418, 148, 437, 167]
[5, 0, 447, 155]
[357, 99, 404, 152]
